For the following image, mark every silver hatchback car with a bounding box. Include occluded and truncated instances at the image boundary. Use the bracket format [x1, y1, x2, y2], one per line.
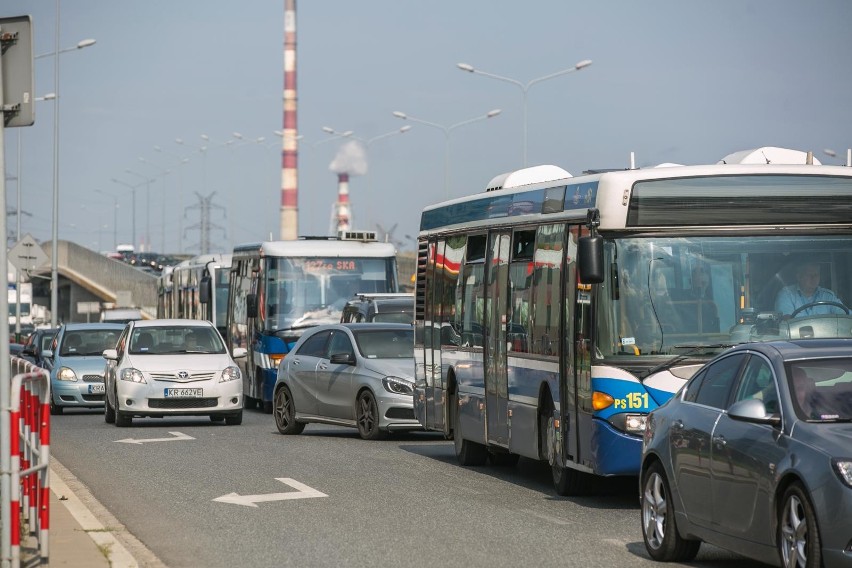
[640, 339, 852, 567]
[273, 323, 419, 440]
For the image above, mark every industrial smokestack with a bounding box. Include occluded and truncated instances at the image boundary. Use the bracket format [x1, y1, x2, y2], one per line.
[280, 0, 298, 240]
[335, 173, 351, 233]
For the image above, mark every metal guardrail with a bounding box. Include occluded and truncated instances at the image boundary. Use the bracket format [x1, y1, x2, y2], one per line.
[2, 358, 50, 568]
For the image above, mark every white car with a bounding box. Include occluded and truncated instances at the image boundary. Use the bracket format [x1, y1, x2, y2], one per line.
[103, 319, 245, 426]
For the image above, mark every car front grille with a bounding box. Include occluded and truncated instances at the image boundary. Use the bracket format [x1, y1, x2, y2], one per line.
[385, 407, 415, 420]
[148, 398, 218, 409]
[149, 372, 216, 383]
[82, 374, 104, 383]
[82, 394, 104, 402]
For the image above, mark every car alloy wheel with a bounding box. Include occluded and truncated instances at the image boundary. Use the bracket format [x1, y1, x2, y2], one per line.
[356, 390, 386, 440]
[779, 483, 821, 568]
[273, 385, 304, 435]
[640, 461, 700, 562]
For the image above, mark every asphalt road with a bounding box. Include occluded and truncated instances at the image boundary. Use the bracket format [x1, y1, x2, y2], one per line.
[49, 407, 772, 568]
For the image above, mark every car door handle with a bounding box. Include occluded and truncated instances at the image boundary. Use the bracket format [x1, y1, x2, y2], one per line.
[671, 419, 684, 430]
[319, 364, 328, 370]
[712, 435, 727, 447]
[292, 359, 300, 366]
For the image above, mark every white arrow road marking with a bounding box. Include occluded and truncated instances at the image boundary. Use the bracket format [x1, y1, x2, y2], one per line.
[213, 478, 328, 507]
[115, 431, 195, 445]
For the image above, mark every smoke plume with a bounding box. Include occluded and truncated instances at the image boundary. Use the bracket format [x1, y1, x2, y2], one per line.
[328, 140, 368, 176]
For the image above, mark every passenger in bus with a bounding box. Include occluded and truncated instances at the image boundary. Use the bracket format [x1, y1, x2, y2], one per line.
[774, 261, 846, 317]
[674, 265, 720, 333]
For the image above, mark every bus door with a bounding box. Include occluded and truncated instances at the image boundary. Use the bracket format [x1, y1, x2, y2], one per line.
[485, 231, 511, 447]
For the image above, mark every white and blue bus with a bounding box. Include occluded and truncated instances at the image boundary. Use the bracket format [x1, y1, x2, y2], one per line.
[413, 147, 852, 495]
[228, 232, 399, 412]
[157, 253, 232, 337]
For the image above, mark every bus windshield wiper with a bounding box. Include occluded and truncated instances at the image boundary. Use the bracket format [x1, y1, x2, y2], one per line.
[639, 343, 736, 380]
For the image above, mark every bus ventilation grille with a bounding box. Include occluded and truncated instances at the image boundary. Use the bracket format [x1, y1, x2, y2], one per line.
[338, 230, 377, 242]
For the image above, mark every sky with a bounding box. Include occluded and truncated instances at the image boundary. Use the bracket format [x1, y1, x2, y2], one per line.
[2, 0, 851, 257]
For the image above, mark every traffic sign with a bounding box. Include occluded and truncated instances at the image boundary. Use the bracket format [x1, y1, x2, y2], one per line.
[8, 233, 48, 272]
[0, 15, 35, 128]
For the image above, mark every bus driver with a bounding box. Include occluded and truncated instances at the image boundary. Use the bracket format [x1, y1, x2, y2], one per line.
[775, 261, 846, 317]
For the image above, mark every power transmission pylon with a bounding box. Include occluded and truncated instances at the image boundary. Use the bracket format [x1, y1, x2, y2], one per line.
[184, 192, 226, 254]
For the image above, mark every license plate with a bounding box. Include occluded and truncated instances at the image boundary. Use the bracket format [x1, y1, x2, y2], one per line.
[88, 384, 105, 394]
[164, 388, 203, 398]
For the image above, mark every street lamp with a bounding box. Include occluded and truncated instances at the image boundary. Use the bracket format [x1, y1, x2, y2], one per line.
[111, 177, 147, 250]
[316, 127, 355, 147]
[392, 109, 501, 199]
[124, 170, 156, 252]
[93, 189, 120, 251]
[154, 145, 191, 253]
[138, 158, 176, 252]
[40, 5, 98, 326]
[456, 59, 592, 166]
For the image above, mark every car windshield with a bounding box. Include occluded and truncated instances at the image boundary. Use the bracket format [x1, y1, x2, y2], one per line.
[788, 358, 852, 422]
[60, 329, 121, 356]
[353, 328, 414, 359]
[129, 326, 225, 355]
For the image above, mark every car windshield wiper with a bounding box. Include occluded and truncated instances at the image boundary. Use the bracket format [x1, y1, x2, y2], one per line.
[639, 343, 736, 380]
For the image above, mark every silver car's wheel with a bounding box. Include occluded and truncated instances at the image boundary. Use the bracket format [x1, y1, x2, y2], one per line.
[779, 483, 821, 568]
[273, 386, 304, 435]
[640, 461, 700, 562]
[356, 390, 386, 440]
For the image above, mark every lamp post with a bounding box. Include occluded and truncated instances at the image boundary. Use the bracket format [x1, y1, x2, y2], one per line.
[392, 109, 501, 199]
[316, 127, 354, 146]
[456, 59, 592, 167]
[111, 177, 147, 250]
[154, 145, 191, 253]
[40, 1, 97, 327]
[124, 170, 156, 252]
[139, 157, 177, 253]
[93, 189, 120, 250]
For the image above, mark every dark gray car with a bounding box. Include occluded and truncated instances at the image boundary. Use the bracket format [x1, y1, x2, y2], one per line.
[640, 339, 852, 567]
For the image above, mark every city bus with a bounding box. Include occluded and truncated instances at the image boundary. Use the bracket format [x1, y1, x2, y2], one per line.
[228, 232, 399, 412]
[157, 253, 232, 336]
[413, 147, 852, 495]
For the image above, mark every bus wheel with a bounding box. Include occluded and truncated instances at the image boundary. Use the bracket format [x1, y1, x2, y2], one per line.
[543, 404, 590, 496]
[453, 395, 487, 466]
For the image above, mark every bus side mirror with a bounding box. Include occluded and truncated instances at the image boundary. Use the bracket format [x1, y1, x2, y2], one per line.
[578, 235, 604, 284]
[246, 294, 258, 318]
[199, 276, 211, 304]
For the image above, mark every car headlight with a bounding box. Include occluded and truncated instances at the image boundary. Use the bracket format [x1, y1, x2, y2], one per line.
[56, 367, 77, 381]
[382, 376, 413, 395]
[220, 366, 241, 383]
[120, 368, 146, 384]
[608, 412, 647, 435]
[833, 459, 852, 488]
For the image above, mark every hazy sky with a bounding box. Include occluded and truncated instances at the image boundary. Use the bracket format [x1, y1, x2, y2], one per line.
[2, 1, 851, 256]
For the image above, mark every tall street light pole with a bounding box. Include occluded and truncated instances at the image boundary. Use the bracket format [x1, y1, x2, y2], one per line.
[138, 157, 175, 253]
[456, 59, 592, 167]
[124, 170, 155, 252]
[111, 177, 146, 250]
[392, 109, 501, 199]
[39, 1, 97, 326]
[154, 145, 191, 253]
[93, 189, 120, 250]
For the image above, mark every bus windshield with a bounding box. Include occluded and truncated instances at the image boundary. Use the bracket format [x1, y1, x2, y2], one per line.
[597, 234, 852, 358]
[263, 256, 395, 331]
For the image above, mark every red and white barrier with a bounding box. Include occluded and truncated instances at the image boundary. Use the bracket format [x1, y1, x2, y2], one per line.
[5, 358, 50, 568]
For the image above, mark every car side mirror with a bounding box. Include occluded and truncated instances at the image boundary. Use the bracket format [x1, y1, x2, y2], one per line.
[728, 398, 781, 427]
[232, 347, 248, 359]
[42, 349, 53, 359]
[329, 352, 355, 365]
[102, 349, 118, 361]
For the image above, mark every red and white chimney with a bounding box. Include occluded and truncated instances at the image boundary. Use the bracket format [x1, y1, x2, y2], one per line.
[335, 173, 351, 233]
[280, 0, 299, 240]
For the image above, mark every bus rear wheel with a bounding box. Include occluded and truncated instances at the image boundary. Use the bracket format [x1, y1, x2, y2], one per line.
[453, 393, 487, 466]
